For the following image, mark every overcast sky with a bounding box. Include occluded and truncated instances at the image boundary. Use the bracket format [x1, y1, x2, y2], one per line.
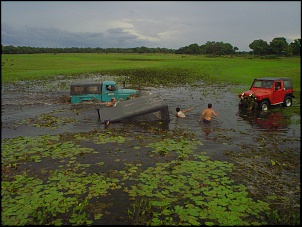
[1, 1, 301, 51]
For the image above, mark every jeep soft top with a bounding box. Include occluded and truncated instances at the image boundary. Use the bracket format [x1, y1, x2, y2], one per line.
[252, 77, 293, 90]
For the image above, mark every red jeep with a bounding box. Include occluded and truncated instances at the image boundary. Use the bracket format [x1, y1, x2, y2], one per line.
[238, 77, 295, 111]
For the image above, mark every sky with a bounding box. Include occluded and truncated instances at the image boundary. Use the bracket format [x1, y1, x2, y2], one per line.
[1, 1, 301, 51]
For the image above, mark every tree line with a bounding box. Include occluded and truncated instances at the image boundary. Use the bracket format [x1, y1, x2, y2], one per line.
[1, 37, 300, 56]
[0, 46, 175, 54]
[176, 37, 300, 56]
[249, 37, 300, 56]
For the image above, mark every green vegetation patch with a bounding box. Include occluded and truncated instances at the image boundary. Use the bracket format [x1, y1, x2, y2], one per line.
[92, 132, 127, 144]
[146, 138, 203, 158]
[105, 68, 198, 87]
[124, 154, 270, 225]
[17, 113, 77, 129]
[1, 134, 121, 225]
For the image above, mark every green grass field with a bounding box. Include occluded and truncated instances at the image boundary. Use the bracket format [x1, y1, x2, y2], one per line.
[1, 53, 300, 92]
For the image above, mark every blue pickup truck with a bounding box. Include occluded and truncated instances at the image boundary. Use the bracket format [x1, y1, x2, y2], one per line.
[70, 80, 138, 104]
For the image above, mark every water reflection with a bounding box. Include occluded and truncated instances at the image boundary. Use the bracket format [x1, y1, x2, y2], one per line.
[120, 120, 170, 132]
[198, 118, 223, 138]
[200, 122, 212, 136]
[236, 108, 290, 131]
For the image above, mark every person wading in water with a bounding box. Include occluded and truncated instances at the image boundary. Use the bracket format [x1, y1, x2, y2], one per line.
[199, 103, 219, 123]
[175, 107, 194, 118]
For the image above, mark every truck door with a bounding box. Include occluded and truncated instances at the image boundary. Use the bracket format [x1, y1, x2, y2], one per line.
[103, 84, 118, 102]
[272, 81, 284, 104]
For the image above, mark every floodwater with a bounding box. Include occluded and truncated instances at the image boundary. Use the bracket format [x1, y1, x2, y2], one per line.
[2, 79, 300, 151]
[1, 77, 301, 225]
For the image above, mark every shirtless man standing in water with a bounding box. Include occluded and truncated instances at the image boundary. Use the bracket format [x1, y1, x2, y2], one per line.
[199, 103, 219, 123]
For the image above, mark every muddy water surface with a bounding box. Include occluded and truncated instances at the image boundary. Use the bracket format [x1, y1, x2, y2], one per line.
[2, 80, 300, 155]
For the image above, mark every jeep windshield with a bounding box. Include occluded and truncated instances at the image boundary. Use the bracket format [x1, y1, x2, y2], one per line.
[252, 80, 273, 88]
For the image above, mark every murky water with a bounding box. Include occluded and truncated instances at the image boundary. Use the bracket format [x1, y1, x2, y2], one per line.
[2, 78, 300, 149]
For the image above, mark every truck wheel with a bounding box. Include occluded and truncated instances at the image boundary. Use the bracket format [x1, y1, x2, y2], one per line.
[259, 101, 269, 111]
[283, 97, 292, 107]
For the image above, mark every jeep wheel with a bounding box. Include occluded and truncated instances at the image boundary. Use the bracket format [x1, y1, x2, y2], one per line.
[259, 101, 269, 111]
[283, 97, 292, 107]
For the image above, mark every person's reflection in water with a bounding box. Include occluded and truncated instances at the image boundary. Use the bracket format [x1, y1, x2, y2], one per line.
[201, 123, 211, 136]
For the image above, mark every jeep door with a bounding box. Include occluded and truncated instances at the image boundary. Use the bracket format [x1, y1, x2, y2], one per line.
[272, 81, 284, 104]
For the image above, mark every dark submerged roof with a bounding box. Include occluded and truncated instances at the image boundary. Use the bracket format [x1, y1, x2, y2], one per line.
[97, 93, 170, 123]
[71, 81, 101, 86]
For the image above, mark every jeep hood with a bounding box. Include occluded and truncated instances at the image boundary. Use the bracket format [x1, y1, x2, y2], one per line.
[243, 90, 271, 97]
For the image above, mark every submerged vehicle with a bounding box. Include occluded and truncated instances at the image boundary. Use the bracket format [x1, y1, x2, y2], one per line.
[96, 93, 171, 123]
[70, 80, 137, 104]
[238, 77, 295, 111]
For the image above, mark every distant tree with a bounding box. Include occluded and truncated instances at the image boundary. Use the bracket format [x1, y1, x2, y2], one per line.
[2, 45, 15, 54]
[288, 38, 301, 56]
[175, 41, 236, 55]
[201, 41, 235, 55]
[220, 42, 235, 55]
[203, 41, 218, 55]
[187, 43, 201, 54]
[175, 46, 186, 54]
[214, 42, 224, 55]
[199, 45, 206, 54]
[269, 37, 288, 55]
[249, 39, 270, 55]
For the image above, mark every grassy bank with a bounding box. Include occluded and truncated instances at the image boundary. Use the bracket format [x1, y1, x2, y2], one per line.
[1, 53, 300, 91]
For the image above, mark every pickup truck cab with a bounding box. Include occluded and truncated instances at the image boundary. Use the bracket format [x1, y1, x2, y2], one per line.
[70, 80, 137, 104]
[238, 77, 295, 111]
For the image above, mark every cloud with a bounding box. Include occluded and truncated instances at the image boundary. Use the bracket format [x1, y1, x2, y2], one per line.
[1, 1, 300, 51]
[1, 23, 159, 48]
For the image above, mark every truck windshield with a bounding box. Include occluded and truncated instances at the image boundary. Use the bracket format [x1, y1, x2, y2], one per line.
[253, 80, 273, 88]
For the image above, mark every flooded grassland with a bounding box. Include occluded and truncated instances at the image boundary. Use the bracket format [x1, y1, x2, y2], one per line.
[1, 76, 300, 225]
